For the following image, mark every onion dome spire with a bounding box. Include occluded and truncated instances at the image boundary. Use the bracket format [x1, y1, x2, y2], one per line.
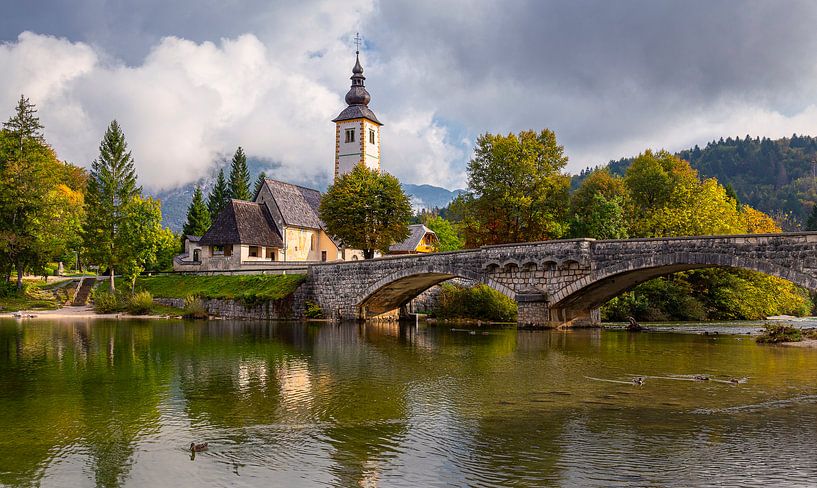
[345, 50, 371, 106]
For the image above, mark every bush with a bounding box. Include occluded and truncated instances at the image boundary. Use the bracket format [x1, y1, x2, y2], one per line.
[0, 281, 18, 298]
[127, 291, 154, 315]
[434, 283, 517, 322]
[304, 300, 324, 319]
[93, 291, 123, 314]
[183, 295, 208, 319]
[756, 323, 803, 343]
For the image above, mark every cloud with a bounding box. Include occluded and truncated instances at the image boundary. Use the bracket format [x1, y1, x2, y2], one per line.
[5, 1, 817, 189]
[0, 26, 465, 190]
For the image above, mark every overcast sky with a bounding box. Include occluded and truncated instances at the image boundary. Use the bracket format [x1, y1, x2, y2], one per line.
[3, 0, 817, 191]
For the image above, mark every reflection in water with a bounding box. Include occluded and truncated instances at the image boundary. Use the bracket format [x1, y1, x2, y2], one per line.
[0, 319, 815, 487]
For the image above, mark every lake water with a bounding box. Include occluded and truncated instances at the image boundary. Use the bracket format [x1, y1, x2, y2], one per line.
[0, 319, 816, 487]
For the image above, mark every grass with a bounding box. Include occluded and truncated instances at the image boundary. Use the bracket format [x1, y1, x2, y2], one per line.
[0, 281, 61, 312]
[97, 274, 306, 304]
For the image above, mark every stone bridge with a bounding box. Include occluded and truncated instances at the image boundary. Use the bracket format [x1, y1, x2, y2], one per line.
[305, 233, 817, 326]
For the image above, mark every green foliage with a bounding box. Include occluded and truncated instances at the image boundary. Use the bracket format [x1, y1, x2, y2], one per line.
[100, 274, 306, 304]
[304, 300, 324, 319]
[116, 196, 169, 291]
[127, 291, 153, 315]
[227, 147, 251, 201]
[458, 129, 570, 246]
[183, 295, 208, 319]
[756, 323, 803, 343]
[807, 204, 817, 231]
[319, 165, 412, 258]
[423, 215, 463, 251]
[207, 169, 229, 221]
[83, 120, 141, 292]
[92, 291, 123, 314]
[182, 186, 211, 238]
[602, 278, 707, 322]
[434, 283, 517, 322]
[253, 171, 267, 199]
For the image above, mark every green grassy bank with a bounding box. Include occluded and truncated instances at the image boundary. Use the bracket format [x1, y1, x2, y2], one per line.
[99, 274, 306, 304]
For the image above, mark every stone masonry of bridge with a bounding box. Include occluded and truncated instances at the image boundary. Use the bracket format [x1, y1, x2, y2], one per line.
[303, 232, 817, 326]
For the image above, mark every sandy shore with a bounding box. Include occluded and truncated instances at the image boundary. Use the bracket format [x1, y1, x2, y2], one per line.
[781, 339, 817, 348]
[0, 306, 180, 320]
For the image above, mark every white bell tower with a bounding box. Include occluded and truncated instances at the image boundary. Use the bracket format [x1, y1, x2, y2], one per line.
[333, 37, 382, 179]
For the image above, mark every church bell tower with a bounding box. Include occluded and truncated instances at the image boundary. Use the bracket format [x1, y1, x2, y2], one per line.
[333, 36, 382, 179]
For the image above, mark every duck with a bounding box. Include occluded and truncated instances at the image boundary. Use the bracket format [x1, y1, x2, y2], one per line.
[632, 377, 645, 386]
[190, 442, 208, 452]
[693, 375, 710, 381]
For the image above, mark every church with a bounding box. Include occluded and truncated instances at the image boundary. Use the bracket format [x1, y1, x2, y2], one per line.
[174, 49, 438, 272]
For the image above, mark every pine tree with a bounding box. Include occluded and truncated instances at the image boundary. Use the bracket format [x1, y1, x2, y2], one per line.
[183, 186, 211, 239]
[207, 169, 229, 221]
[253, 171, 267, 199]
[2, 95, 45, 151]
[807, 204, 817, 231]
[83, 120, 141, 292]
[227, 146, 251, 200]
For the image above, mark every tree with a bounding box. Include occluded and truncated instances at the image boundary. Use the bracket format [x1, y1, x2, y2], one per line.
[807, 204, 817, 231]
[0, 97, 77, 289]
[208, 169, 229, 221]
[570, 193, 629, 239]
[423, 215, 464, 251]
[227, 147, 251, 201]
[182, 186, 211, 239]
[83, 120, 141, 292]
[116, 196, 166, 293]
[253, 171, 267, 199]
[459, 129, 570, 246]
[319, 165, 412, 259]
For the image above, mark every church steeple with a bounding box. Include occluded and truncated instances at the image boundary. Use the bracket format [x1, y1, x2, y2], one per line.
[333, 33, 382, 179]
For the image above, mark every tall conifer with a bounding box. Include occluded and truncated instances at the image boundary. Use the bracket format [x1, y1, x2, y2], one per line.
[207, 169, 229, 220]
[253, 171, 267, 199]
[183, 186, 211, 239]
[227, 147, 251, 201]
[83, 120, 141, 292]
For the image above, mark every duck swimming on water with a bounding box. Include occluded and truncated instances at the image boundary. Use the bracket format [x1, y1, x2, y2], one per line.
[632, 377, 645, 386]
[190, 442, 208, 452]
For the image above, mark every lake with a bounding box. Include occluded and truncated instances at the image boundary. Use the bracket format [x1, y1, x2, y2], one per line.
[0, 319, 815, 487]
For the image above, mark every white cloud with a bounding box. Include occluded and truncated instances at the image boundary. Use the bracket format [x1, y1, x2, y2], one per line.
[0, 26, 465, 190]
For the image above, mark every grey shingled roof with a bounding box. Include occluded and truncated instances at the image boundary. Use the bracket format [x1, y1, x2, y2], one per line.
[185, 235, 201, 242]
[332, 105, 382, 125]
[199, 200, 283, 247]
[264, 179, 324, 229]
[389, 224, 437, 252]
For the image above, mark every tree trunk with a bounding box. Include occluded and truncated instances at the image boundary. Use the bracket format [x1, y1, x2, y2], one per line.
[109, 266, 115, 293]
[363, 249, 375, 259]
[16, 266, 23, 291]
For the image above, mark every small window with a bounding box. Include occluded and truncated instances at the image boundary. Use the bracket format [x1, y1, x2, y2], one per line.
[267, 247, 275, 260]
[212, 245, 224, 255]
[345, 128, 355, 143]
[249, 246, 259, 258]
[224, 245, 233, 257]
[321, 251, 327, 262]
[369, 129, 375, 144]
[193, 249, 200, 262]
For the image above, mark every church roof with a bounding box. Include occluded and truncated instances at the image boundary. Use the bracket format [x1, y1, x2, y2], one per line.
[199, 200, 283, 247]
[389, 224, 437, 252]
[333, 51, 382, 125]
[263, 179, 324, 229]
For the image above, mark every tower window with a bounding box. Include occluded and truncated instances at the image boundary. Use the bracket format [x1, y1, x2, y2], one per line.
[345, 128, 355, 143]
[369, 129, 375, 144]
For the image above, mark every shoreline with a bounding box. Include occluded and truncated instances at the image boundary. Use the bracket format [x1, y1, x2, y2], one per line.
[0, 305, 180, 320]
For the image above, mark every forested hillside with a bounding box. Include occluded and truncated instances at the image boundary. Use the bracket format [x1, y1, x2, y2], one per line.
[575, 135, 817, 229]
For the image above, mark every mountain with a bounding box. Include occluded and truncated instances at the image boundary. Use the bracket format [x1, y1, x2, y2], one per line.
[574, 134, 817, 229]
[152, 161, 465, 233]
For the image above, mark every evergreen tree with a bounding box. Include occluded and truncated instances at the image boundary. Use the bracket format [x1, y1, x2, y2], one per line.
[227, 147, 251, 201]
[807, 204, 817, 231]
[207, 169, 229, 221]
[2, 95, 44, 151]
[182, 186, 211, 239]
[253, 171, 267, 199]
[83, 120, 141, 292]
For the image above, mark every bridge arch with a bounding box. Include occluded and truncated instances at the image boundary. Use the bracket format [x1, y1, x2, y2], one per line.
[550, 251, 817, 311]
[355, 264, 512, 317]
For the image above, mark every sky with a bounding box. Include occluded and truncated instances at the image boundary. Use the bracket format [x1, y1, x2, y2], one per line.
[3, 0, 817, 191]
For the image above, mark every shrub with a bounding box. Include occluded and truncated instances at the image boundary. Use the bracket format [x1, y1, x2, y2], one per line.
[756, 323, 803, 344]
[434, 283, 517, 322]
[127, 291, 154, 315]
[304, 300, 324, 319]
[183, 295, 208, 319]
[0, 281, 18, 298]
[93, 291, 123, 314]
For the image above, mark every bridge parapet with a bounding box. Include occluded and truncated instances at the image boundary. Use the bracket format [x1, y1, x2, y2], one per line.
[304, 232, 817, 326]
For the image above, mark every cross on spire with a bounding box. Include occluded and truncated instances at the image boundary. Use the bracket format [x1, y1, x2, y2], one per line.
[354, 32, 361, 54]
